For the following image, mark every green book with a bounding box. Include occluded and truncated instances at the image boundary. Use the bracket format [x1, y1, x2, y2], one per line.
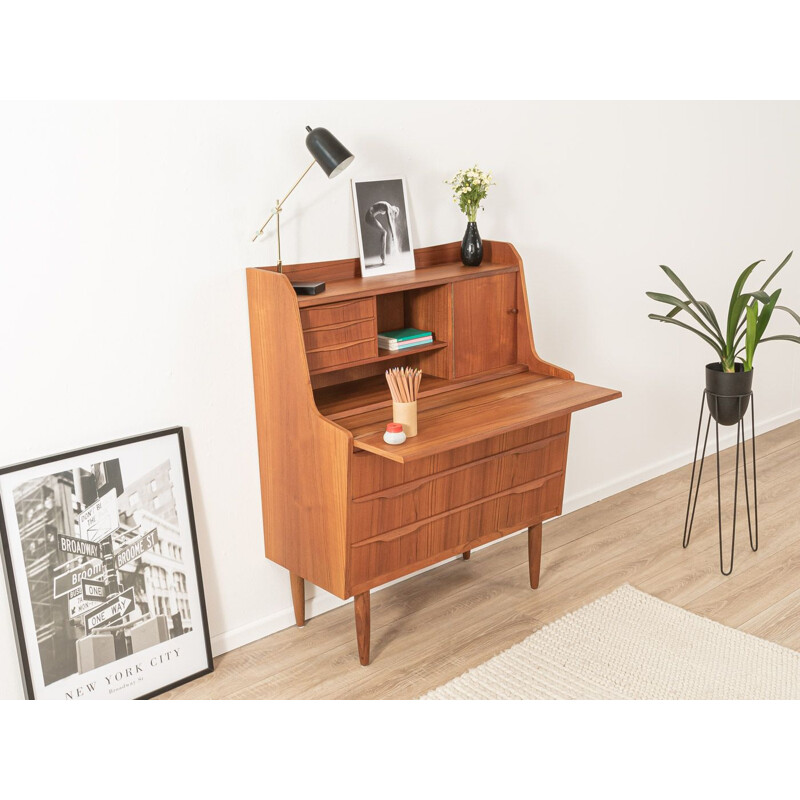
[378, 327, 432, 342]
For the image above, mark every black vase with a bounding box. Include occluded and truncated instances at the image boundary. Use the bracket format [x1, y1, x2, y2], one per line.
[461, 221, 483, 266]
[705, 363, 753, 426]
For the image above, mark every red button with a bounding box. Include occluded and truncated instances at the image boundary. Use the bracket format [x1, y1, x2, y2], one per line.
[386, 423, 403, 433]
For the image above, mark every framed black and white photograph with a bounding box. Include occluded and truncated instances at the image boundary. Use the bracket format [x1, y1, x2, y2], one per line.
[352, 176, 416, 276]
[0, 428, 212, 700]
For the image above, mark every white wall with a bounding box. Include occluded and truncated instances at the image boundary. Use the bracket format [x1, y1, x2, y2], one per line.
[1, 101, 799, 699]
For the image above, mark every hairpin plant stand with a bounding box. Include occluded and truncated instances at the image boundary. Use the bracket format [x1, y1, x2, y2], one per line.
[683, 390, 758, 576]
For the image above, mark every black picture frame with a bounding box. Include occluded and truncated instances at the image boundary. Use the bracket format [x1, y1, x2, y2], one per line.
[0, 427, 213, 700]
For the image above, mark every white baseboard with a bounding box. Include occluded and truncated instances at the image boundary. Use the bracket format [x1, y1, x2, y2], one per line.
[210, 406, 800, 659]
[210, 591, 348, 657]
[561, 407, 800, 515]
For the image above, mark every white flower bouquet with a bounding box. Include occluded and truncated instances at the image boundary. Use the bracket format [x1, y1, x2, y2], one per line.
[445, 165, 495, 222]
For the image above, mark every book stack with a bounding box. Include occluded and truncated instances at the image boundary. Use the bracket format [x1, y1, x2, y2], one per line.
[377, 327, 434, 351]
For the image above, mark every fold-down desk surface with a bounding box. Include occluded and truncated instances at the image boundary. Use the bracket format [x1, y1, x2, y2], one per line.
[335, 372, 621, 464]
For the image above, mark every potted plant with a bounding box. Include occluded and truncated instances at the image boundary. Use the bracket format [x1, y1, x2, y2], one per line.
[445, 165, 495, 266]
[647, 252, 799, 425]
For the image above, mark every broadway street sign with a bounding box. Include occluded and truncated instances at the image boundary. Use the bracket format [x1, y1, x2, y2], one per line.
[84, 588, 136, 633]
[56, 533, 102, 561]
[53, 560, 105, 598]
[114, 529, 159, 570]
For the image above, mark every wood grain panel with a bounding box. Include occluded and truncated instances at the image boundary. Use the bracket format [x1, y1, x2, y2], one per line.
[305, 338, 377, 373]
[246, 268, 351, 599]
[351, 417, 569, 497]
[348, 472, 562, 592]
[302, 317, 376, 351]
[296, 262, 518, 307]
[314, 364, 528, 418]
[350, 434, 568, 540]
[453, 273, 518, 378]
[300, 297, 375, 328]
[404, 284, 453, 379]
[344, 375, 619, 463]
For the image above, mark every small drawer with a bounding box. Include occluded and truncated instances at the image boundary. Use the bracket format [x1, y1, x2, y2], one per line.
[351, 433, 567, 540]
[349, 472, 562, 590]
[303, 317, 376, 351]
[351, 417, 568, 498]
[306, 338, 377, 373]
[300, 297, 375, 329]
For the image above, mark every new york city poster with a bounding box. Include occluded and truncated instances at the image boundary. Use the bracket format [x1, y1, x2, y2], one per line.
[0, 428, 212, 699]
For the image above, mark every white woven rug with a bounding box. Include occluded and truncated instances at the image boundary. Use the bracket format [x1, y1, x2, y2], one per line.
[421, 584, 800, 700]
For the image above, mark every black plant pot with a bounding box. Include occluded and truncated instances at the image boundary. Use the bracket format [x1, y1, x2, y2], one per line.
[461, 221, 483, 266]
[705, 363, 753, 426]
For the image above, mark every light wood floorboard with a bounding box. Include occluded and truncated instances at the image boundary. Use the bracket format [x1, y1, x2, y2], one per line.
[162, 420, 800, 699]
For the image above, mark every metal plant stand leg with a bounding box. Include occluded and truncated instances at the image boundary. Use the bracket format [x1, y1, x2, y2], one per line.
[682, 389, 758, 576]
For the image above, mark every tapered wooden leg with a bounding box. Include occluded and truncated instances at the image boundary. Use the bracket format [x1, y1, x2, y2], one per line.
[528, 523, 542, 589]
[462, 550, 471, 560]
[290, 573, 305, 627]
[354, 591, 370, 666]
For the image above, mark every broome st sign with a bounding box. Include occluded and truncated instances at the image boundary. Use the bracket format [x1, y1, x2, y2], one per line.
[114, 530, 158, 570]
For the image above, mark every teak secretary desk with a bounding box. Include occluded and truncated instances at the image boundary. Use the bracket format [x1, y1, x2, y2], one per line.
[247, 241, 620, 665]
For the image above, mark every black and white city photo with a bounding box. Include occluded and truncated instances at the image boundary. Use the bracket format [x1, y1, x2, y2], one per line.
[0, 428, 212, 700]
[352, 177, 416, 276]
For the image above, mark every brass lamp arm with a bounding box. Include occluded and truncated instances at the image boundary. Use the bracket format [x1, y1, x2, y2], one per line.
[252, 158, 318, 243]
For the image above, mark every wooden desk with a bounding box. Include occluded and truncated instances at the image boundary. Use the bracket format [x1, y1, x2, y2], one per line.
[247, 241, 620, 665]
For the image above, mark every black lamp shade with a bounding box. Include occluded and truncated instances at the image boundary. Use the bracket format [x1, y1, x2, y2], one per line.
[305, 126, 354, 178]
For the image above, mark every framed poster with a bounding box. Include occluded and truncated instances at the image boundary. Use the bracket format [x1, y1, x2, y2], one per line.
[0, 427, 212, 700]
[352, 176, 416, 277]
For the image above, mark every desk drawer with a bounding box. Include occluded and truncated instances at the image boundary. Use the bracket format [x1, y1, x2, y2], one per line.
[352, 417, 569, 498]
[300, 297, 375, 329]
[349, 472, 562, 591]
[351, 433, 567, 541]
[306, 338, 377, 372]
[303, 317, 376, 351]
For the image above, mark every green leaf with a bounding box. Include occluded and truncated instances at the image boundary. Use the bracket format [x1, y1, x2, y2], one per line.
[648, 314, 725, 359]
[659, 265, 700, 305]
[744, 302, 757, 371]
[759, 334, 800, 345]
[655, 295, 725, 343]
[754, 289, 782, 344]
[760, 251, 793, 291]
[696, 301, 725, 341]
[727, 259, 764, 342]
[646, 292, 725, 345]
[775, 305, 800, 325]
[726, 294, 749, 354]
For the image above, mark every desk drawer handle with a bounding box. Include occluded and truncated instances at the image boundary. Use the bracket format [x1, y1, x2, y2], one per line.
[508, 308, 519, 315]
[311, 299, 368, 311]
[353, 472, 560, 546]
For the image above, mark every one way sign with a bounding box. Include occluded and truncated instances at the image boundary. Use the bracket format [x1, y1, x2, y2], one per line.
[84, 588, 136, 633]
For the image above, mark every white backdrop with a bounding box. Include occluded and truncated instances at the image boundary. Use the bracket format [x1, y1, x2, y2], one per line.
[1, 101, 798, 699]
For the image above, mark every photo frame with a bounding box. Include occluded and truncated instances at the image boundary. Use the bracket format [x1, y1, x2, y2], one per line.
[0, 427, 213, 700]
[352, 176, 416, 277]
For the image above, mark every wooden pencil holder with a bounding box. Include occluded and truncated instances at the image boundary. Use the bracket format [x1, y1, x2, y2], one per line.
[392, 401, 418, 438]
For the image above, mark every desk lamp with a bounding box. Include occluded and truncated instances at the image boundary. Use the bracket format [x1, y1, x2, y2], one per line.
[252, 125, 354, 292]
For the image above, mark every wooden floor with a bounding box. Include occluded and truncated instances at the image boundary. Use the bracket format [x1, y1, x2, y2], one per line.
[163, 420, 800, 700]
